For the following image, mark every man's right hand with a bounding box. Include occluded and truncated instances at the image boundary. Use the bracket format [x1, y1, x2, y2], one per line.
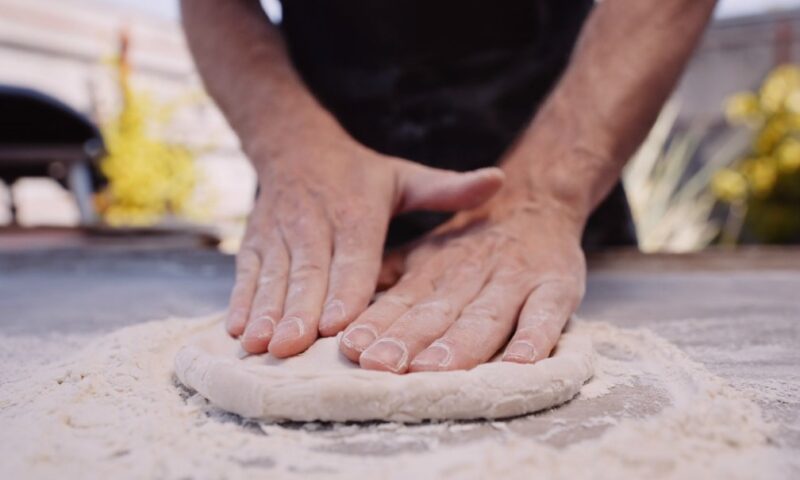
[180, 0, 504, 358]
[228, 129, 504, 358]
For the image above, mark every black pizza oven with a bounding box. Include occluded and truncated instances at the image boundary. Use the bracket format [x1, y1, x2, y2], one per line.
[0, 84, 105, 224]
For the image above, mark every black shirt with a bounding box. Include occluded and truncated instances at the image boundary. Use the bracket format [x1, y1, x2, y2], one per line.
[278, 0, 635, 248]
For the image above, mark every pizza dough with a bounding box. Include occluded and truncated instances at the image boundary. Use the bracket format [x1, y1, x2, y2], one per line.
[174, 320, 595, 422]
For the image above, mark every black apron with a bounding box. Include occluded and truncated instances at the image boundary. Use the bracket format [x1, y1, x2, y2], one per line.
[278, 0, 636, 250]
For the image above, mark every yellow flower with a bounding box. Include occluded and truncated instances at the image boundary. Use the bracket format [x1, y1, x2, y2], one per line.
[777, 137, 800, 172]
[753, 115, 789, 154]
[725, 92, 761, 124]
[711, 168, 748, 202]
[786, 89, 800, 114]
[788, 113, 800, 130]
[759, 64, 800, 114]
[743, 158, 778, 197]
[98, 63, 200, 226]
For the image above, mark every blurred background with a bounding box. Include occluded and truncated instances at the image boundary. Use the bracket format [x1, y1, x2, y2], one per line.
[0, 0, 799, 253]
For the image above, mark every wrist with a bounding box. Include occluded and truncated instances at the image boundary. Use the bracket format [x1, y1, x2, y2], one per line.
[500, 98, 621, 227]
[242, 105, 339, 156]
[487, 182, 588, 238]
[242, 108, 359, 178]
[499, 154, 605, 230]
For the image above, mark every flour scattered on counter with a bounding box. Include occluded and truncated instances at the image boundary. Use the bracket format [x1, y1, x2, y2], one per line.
[0, 332, 94, 385]
[0, 315, 786, 479]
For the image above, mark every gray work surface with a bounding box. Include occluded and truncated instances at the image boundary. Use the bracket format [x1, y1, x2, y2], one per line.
[1, 247, 799, 454]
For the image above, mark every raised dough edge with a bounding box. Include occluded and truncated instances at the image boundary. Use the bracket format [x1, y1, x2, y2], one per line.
[174, 325, 594, 423]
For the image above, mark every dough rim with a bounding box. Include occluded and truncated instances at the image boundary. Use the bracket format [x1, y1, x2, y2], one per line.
[174, 320, 595, 423]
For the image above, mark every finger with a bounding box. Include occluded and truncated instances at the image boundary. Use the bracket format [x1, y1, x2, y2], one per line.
[268, 228, 332, 358]
[502, 279, 583, 364]
[377, 248, 407, 292]
[410, 273, 531, 372]
[240, 241, 290, 354]
[395, 162, 505, 212]
[359, 257, 489, 373]
[338, 272, 434, 363]
[318, 229, 384, 337]
[225, 246, 261, 337]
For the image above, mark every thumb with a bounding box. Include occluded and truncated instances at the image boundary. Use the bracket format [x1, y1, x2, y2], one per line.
[393, 162, 505, 213]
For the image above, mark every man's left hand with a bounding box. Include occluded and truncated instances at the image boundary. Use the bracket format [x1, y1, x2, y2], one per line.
[338, 194, 587, 372]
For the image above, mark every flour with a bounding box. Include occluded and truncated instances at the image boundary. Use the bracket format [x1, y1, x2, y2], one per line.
[0, 314, 788, 479]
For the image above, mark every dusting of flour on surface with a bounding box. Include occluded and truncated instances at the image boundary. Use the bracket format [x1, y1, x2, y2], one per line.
[0, 315, 788, 479]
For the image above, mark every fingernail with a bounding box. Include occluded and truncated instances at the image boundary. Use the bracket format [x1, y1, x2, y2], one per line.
[504, 341, 537, 363]
[341, 326, 377, 352]
[271, 317, 305, 345]
[319, 300, 345, 332]
[411, 342, 452, 369]
[361, 338, 408, 373]
[226, 308, 247, 335]
[243, 315, 275, 341]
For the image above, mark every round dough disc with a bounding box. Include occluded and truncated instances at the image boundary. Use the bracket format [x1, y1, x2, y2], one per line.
[174, 319, 595, 422]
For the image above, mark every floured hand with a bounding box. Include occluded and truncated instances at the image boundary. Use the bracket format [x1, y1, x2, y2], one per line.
[339, 195, 586, 373]
[227, 129, 504, 358]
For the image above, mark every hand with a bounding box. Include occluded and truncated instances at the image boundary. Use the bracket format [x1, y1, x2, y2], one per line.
[228, 129, 505, 358]
[339, 195, 586, 372]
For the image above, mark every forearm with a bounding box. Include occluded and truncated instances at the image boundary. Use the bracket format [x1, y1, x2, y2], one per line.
[180, 0, 345, 168]
[503, 0, 717, 223]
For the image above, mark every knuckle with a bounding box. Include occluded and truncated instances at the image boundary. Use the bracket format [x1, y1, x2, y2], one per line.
[255, 279, 276, 294]
[236, 248, 261, 273]
[281, 215, 331, 243]
[337, 252, 376, 270]
[492, 262, 536, 283]
[249, 307, 280, 323]
[539, 276, 584, 304]
[259, 258, 288, 279]
[379, 293, 415, 310]
[228, 294, 248, 307]
[281, 311, 314, 324]
[291, 262, 325, 280]
[280, 205, 317, 231]
[429, 336, 457, 352]
[335, 233, 362, 252]
[462, 303, 500, 323]
[515, 324, 550, 343]
[240, 230, 266, 249]
[413, 299, 454, 318]
[333, 201, 373, 227]
[231, 273, 256, 292]
[328, 287, 370, 305]
[257, 269, 283, 284]
[291, 233, 329, 251]
[435, 262, 484, 290]
[229, 293, 253, 310]
[522, 305, 559, 326]
[398, 272, 436, 293]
